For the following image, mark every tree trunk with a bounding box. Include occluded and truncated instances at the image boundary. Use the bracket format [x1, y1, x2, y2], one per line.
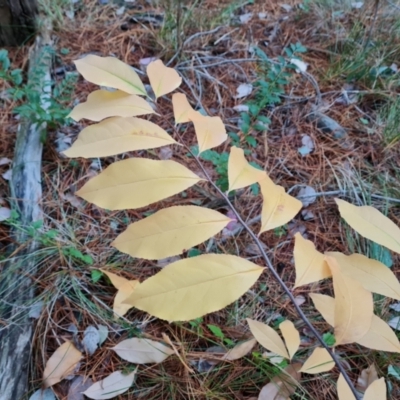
[0, 0, 38, 46]
[0, 27, 52, 400]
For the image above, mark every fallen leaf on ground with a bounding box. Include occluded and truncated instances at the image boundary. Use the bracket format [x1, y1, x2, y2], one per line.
[290, 59, 308, 72]
[112, 338, 174, 364]
[223, 338, 257, 361]
[298, 134, 314, 156]
[235, 83, 253, 99]
[258, 363, 301, 399]
[29, 389, 56, 400]
[82, 326, 100, 355]
[356, 364, 378, 393]
[67, 376, 93, 400]
[296, 185, 316, 207]
[43, 341, 82, 388]
[83, 370, 136, 399]
[0, 206, 11, 221]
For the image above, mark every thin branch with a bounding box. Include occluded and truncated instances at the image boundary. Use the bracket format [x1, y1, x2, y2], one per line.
[179, 141, 361, 399]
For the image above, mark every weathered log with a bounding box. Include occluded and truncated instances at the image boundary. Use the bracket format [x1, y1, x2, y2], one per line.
[0, 29, 52, 400]
[0, 0, 38, 46]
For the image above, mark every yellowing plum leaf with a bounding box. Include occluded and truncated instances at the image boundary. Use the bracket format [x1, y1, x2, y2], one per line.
[364, 378, 386, 400]
[246, 319, 289, 359]
[259, 178, 302, 234]
[76, 158, 203, 211]
[227, 147, 266, 192]
[191, 115, 227, 154]
[293, 233, 331, 288]
[43, 341, 82, 388]
[112, 205, 232, 260]
[172, 93, 201, 124]
[63, 117, 178, 158]
[101, 270, 130, 290]
[113, 280, 140, 317]
[279, 320, 300, 359]
[147, 60, 182, 98]
[337, 374, 356, 400]
[335, 198, 400, 254]
[100, 270, 139, 317]
[74, 55, 146, 95]
[310, 293, 400, 352]
[223, 338, 257, 361]
[124, 254, 264, 321]
[326, 256, 373, 345]
[299, 347, 334, 374]
[68, 90, 154, 122]
[83, 370, 136, 399]
[112, 338, 174, 364]
[326, 251, 400, 300]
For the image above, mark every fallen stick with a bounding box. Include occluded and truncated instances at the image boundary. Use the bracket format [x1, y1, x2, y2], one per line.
[0, 28, 52, 400]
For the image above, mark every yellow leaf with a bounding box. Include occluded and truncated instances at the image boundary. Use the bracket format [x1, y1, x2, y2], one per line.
[68, 90, 154, 122]
[43, 341, 82, 388]
[74, 55, 146, 95]
[191, 114, 227, 154]
[246, 319, 289, 359]
[364, 378, 387, 400]
[63, 117, 178, 158]
[310, 293, 400, 352]
[327, 256, 373, 345]
[299, 347, 334, 374]
[76, 158, 203, 211]
[326, 251, 400, 300]
[147, 60, 182, 98]
[227, 147, 266, 192]
[124, 254, 264, 321]
[101, 270, 139, 317]
[112, 205, 232, 260]
[259, 178, 302, 234]
[279, 320, 300, 359]
[172, 93, 201, 124]
[356, 364, 378, 393]
[293, 233, 331, 288]
[337, 374, 356, 400]
[112, 338, 174, 364]
[113, 280, 140, 317]
[101, 269, 130, 290]
[223, 338, 257, 361]
[335, 198, 400, 254]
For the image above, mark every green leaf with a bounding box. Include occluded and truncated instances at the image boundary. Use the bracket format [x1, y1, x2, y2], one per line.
[91, 270, 103, 283]
[322, 332, 336, 346]
[188, 248, 202, 257]
[208, 324, 224, 339]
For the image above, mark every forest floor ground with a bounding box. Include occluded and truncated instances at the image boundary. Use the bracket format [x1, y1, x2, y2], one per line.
[2, 0, 400, 399]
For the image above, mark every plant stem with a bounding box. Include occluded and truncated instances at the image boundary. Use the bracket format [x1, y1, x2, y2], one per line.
[182, 144, 360, 399]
